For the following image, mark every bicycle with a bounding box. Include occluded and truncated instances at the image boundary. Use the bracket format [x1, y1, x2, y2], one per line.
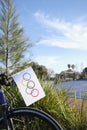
[0, 73, 63, 130]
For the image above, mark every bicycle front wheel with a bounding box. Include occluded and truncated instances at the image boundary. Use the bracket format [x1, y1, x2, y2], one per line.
[0, 107, 63, 130]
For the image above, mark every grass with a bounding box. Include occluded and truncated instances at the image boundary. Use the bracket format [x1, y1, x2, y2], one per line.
[3, 81, 87, 130]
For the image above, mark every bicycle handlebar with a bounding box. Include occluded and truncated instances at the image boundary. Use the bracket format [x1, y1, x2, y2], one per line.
[0, 73, 15, 87]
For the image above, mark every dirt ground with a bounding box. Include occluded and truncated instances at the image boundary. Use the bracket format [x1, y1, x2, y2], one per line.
[68, 98, 87, 109]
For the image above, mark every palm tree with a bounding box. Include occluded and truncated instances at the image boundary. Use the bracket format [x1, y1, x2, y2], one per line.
[67, 64, 71, 69]
[71, 64, 75, 71]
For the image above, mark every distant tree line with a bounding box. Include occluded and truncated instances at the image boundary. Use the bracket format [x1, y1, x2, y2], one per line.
[0, 60, 55, 86]
[67, 64, 87, 79]
[80, 67, 87, 79]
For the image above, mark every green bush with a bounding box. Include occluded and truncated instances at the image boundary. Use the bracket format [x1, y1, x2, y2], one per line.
[32, 82, 87, 130]
[3, 81, 87, 130]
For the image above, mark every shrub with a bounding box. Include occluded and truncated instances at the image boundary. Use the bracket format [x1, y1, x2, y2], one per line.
[3, 81, 87, 130]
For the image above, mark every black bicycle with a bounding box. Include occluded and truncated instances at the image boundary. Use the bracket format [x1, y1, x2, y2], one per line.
[0, 73, 63, 130]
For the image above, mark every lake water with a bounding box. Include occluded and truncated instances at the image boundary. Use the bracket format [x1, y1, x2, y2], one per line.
[57, 80, 87, 99]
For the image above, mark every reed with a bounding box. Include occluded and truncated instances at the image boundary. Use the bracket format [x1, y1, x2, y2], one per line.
[3, 81, 87, 130]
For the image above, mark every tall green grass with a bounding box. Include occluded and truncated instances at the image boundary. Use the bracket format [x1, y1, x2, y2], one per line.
[33, 81, 87, 130]
[3, 81, 87, 130]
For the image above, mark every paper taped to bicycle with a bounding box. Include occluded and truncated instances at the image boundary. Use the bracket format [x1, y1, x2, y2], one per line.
[12, 67, 46, 106]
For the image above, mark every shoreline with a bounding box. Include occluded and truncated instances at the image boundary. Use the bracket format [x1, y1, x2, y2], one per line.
[68, 97, 87, 109]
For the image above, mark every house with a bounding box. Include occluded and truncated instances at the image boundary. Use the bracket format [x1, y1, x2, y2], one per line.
[60, 69, 80, 81]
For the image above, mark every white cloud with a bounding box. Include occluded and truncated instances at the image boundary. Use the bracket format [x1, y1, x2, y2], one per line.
[33, 55, 62, 72]
[38, 38, 79, 49]
[34, 11, 87, 50]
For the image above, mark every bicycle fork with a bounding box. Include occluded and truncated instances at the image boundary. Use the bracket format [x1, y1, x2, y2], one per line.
[2, 105, 9, 130]
[0, 88, 8, 130]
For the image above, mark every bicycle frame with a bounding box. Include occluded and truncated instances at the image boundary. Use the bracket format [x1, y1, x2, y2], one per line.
[0, 88, 6, 105]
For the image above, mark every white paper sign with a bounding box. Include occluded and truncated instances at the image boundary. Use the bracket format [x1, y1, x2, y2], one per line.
[12, 67, 45, 106]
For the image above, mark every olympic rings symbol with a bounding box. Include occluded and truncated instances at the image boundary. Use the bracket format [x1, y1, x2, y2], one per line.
[23, 73, 31, 81]
[21, 73, 39, 97]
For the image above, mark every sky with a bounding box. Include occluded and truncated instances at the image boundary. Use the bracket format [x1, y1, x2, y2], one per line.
[15, 0, 87, 73]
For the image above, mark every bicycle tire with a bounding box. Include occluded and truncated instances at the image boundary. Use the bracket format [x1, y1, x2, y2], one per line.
[0, 107, 63, 130]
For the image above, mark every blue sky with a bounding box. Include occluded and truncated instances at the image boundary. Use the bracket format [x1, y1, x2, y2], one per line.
[15, 0, 87, 73]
